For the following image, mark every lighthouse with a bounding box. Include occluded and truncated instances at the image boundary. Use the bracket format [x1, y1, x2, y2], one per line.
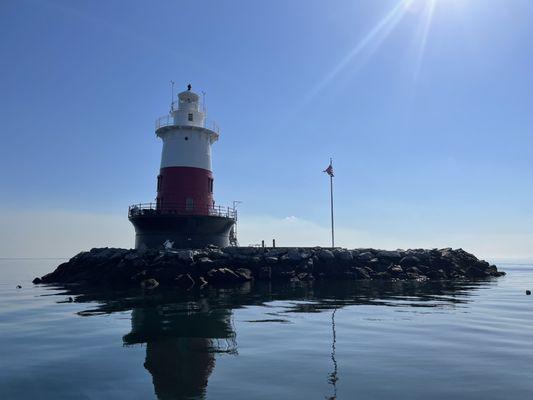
[128, 85, 237, 249]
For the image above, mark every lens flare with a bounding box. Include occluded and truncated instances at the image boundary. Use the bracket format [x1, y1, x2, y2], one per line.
[305, 0, 446, 102]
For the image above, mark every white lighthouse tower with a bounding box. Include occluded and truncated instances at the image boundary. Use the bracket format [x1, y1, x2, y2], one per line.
[129, 84, 236, 249]
[156, 84, 217, 213]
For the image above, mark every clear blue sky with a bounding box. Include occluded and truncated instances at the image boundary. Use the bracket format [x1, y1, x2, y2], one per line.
[1, 0, 532, 258]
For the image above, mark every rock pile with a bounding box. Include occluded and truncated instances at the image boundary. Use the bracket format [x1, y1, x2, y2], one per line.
[34, 246, 505, 289]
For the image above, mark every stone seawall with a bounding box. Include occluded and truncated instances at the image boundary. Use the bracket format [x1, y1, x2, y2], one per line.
[34, 246, 505, 289]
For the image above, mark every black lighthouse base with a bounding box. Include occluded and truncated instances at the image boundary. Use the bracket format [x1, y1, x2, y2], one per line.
[129, 213, 236, 250]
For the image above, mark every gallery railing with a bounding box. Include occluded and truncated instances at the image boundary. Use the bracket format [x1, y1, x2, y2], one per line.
[155, 115, 220, 133]
[128, 202, 237, 220]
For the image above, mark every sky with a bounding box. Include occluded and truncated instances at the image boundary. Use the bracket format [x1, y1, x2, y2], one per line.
[1, 0, 532, 259]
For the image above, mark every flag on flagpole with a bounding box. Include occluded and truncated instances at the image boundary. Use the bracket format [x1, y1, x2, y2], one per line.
[323, 160, 334, 177]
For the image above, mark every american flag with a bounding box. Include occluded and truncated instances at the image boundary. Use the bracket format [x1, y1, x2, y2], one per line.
[323, 160, 334, 177]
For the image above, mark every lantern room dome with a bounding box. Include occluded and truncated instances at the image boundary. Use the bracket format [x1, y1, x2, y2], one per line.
[178, 87, 199, 104]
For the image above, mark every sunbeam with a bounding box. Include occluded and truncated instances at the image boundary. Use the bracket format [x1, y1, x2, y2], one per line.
[303, 0, 455, 104]
[412, 0, 437, 83]
[304, 0, 416, 103]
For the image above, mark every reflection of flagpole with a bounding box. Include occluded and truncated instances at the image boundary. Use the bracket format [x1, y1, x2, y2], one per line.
[327, 307, 338, 400]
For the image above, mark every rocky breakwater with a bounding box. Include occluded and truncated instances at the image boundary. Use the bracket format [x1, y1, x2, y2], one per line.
[34, 247, 505, 289]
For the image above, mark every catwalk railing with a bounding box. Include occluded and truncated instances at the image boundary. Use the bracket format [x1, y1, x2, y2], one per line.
[155, 115, 220, 133]
[128, 203, 237, 220]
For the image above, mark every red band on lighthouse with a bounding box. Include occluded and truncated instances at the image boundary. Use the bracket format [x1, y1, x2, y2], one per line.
[157, 166, 214, 215]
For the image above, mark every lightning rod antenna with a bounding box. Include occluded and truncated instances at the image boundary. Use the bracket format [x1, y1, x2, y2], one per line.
[201, 91, 207, 116]
[170, 80, 175, 112]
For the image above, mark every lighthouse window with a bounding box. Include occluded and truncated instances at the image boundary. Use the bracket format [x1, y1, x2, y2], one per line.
[188, 113, 193, 121]
[157, 175, 162, 191]
[208, 178, 213, 193]
[186, 198, 194, 211]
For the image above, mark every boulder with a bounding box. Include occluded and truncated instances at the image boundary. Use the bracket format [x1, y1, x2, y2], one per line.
[399, 256, 420, 268]
[232, 254, 253, 262]
[486, 265, 498, 274]
[405, 266, 421, 274]
[198, 276, 208, 288]
[131, 270, 147, 282]
[207, 268, 242, 283]
[465, 267, 490, 279]
[410, 273, 428, 282]
[192, 250, 209, 260]
[367, 258, 381, 269]
[265, 256, 278, 265]
[175, 274, 195, 288]
[317, 249, 335, 261]
[271, 267, 296, 280]
[334, 249, 353, 262]
[287, 248, 303, 262]
[208, 249, 229, 259]
[235, 268, 253, 281]
[355, 267, 371, 280]
[427, 269, 447, 280]
[377, 250, 402, 261]
[177, 250, 194, 263]
[140, 278, 159, 290]
[387, 265, 404, 277]
[357, 252, 374, 262]
[297, 272, 315, 281]
[226, 247, 259, 256]
[111, 249, 129, 260]
[93, 248, 117, 259]
[196, 257, 213, 266]
[265, 249, 287, 258]
[374, 272, 391, 280]
[257, 266, 272, 280]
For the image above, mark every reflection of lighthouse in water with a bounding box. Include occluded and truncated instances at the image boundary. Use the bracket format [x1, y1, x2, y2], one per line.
[72, 280, 480, 399]
[129, 84, 237, 250]
[123, 299, 236, 400]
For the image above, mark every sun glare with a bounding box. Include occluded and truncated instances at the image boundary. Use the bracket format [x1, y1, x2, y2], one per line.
[305, 0, 462, 102]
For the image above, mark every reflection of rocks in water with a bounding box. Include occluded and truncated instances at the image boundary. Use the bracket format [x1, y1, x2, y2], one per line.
[71, 279, 494, 399]
[276, 279, 488, 314]
[122, 301, 236, 400]
[73, 279, 483, 318]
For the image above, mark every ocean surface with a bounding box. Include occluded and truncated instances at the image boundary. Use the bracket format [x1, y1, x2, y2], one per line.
[1, 259, 532, 400]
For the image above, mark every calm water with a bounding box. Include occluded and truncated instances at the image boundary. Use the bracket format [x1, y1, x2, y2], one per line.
[1, 260, 533, 400]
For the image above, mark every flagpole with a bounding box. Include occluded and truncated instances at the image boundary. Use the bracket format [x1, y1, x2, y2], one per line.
[330, 158, 335, 248]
